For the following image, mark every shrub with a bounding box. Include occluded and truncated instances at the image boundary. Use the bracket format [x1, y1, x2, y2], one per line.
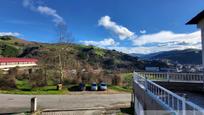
[29, 69, 46, 87]
[8, 67, 19, 75]
[112, 74, 122, 86]
[122, 73, 133, 88]
[0, 75, 16, 89]
[1, 45, 19, 57]
[0, 36, 12, 40]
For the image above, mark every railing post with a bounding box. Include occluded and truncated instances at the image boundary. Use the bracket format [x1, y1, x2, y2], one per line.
[145, 76, 148, 91]
[131, 74, 135, 108]
[134, 72, 138, 82]
[182, 94, 186, 115]
[31, 97, 37, 113]
[203, 72, 204, 89]
[167, 72, 170, 82]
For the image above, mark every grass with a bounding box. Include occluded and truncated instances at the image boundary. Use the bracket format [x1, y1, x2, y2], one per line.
[0, 88, 68, 95]
[0, 80, 68, 95]
[109, 85, 132, 92]
[94, 47, 105, 57]
[16, 80, 32, 90]
[0, 83, 131, 94]
[0, 72, 134, 94]
[118, 107, 134, 115]
[108, 73, 133, 93]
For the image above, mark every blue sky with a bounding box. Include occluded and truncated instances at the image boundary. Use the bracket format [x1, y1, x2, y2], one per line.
[0, 0, 204, 54]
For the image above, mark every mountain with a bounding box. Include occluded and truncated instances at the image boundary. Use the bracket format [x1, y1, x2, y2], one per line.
[130, 52, 164, 59]
[136, 49, 202, 65]
[0, 36, 170, 73]
[0, 36, 146, 72]
[129, 53, 146, 58]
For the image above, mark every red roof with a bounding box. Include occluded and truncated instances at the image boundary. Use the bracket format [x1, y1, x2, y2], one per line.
[0, 58, 38, 63]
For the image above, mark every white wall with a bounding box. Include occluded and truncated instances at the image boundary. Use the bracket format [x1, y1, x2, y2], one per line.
[198, 19, 204, 69]
[134, 96, 144, 115]
[0, 63, 37, 69]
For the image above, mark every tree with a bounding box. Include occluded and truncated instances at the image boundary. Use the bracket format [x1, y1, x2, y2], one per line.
[29, 69, 46, 87]
[55, 22, 73, 86]
[1, 45, 19, 57]
[0, 68, 17, 89]
[112, 74, 122, 86]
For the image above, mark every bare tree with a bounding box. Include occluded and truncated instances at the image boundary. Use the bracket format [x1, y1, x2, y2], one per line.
[56, 22, 73, 86]
[56, 22, 73, 44]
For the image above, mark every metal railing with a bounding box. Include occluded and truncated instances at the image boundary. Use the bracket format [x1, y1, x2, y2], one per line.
[134, 72, 204, 115]
[136, 72, 204, 83]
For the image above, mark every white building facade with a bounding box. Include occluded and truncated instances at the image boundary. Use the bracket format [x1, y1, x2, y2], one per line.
[0, 58, 38, 70]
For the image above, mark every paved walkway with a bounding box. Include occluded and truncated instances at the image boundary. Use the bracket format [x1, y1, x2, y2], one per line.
[0, 93, 131, 114]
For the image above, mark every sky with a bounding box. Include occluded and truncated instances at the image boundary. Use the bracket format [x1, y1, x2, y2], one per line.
[0, 0, 204, 54]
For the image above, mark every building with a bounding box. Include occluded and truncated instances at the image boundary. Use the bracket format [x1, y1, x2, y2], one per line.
[145, 67, 160, 72]
[0, 58, 38, 70]
[187, 10, 204, 69]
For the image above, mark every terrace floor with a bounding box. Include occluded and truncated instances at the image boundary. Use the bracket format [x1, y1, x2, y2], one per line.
[174, 90, 204, 108]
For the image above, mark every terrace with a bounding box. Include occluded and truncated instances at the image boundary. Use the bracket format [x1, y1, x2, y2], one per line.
[133, 71, 204, 115]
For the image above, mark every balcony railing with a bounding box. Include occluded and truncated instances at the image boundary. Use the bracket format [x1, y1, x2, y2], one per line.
[134, 72, 204, 115]
[136, 72, 204, 83]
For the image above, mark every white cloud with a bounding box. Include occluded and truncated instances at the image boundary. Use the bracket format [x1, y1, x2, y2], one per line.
[107, 30, 202, 54]
[37, 6, 64, 24]
[98, 16, 134, 40]
[23, 0, 65, 25]
[0, 32, 21, 37]
[108, 43, 201, 54]
[140, 30, 146, 34]
[132, 30, 201, 46]
[80, 38, 119, 47]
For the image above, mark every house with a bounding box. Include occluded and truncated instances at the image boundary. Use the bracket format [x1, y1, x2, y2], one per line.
[0, 58, 38, 70]
[145, 67, 159, 72]
[187, 10, 204, 69]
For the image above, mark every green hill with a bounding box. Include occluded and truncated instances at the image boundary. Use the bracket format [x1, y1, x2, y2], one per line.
[0, 36, 148, 72]
[0, 36, 170, 72]
[0, 36, 169, 92]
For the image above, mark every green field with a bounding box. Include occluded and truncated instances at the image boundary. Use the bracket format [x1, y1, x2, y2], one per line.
[0, 80, 68, 95]
[0, 72, 133, 95]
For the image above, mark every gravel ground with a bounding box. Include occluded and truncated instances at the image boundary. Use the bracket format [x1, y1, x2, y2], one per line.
[0, 93, 131, 114]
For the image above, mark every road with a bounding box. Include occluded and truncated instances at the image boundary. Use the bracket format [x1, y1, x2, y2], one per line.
[0, 93, 131, 114]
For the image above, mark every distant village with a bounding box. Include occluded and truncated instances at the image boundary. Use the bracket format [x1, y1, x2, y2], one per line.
[145, 59, 203, 73]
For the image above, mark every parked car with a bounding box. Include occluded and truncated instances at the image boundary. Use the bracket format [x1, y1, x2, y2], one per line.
[91, 82, 98, 91]
[99, 82, 107, 91]
[79, 83, 86, 91]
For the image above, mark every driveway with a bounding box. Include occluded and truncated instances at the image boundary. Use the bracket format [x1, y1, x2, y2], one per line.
[0, 93, 131, 114]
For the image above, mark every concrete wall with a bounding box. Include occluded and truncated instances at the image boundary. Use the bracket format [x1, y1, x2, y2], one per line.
[133, 82, 173, 115]
[155, 81, 204, 92]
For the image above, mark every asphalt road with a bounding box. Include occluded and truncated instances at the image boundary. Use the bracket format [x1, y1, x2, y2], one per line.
[0, 93, 131, 114]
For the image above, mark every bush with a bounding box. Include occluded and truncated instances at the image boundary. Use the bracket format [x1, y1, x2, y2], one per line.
[8, 67, 19, 75]
[1, 45, 19, 57]
[16, 73, 29, 80]
[122, 73, 133, 88]
[112, 74, 122, 86]
[29, 69, 46, 88]
[0, 75, 16, 89]
[0, 36, 12, 40]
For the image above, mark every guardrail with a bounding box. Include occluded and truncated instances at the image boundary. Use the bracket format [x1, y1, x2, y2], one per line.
[134, 72, 204, 115]
[136, 72, 204, 83]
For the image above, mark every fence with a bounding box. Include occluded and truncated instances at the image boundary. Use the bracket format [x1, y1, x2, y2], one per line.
[136, 72, 204, 83]
[134, 72, 204, 115]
